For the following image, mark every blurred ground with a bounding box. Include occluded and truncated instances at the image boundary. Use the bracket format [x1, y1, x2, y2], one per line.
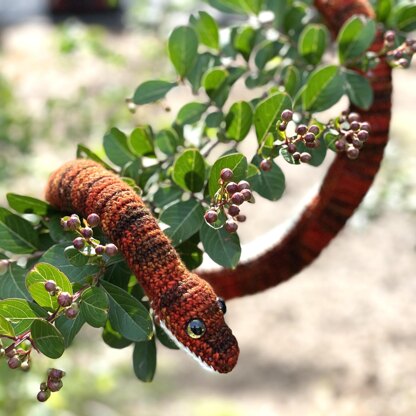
[0, 13, 415, 416]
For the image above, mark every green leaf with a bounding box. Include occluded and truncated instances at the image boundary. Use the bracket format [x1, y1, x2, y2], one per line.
[200, 222, 241, 268]
[298, 24, 328, 65]
[76, 145, 114, 171]
[44, 214, 76, 244]
[302, 65, 344, 112]
[282, 65, 301, 98]
[254, 92, 292, 144]
[0, 298, 48, 335]
[344, 69, 374, 110]
[101, 280, 153, 342]
[64, 246, 89, 267]
[176, 102, 208, 126]
[202, 67, 229, 106]
[337, 16, 376, 63]
[392, 3, 416, 32]
[249, 156, 285, 200]
[187, 53, 218, 94]
[102, 320, 132, 349]
[40, 243, 100, 283]
[160, 200, 205, 247]
[255, 40, 283, 69]
[6, 194, 50, 216]
[0, 264, 31, 300]
[205, 111, 224, 128]
[132, 80, 177, 105]
[168, 26, 199, 78]
[172, 149, 206, 192]
[155, 128, 181, 156]
[80, 286, 109, 328]
[283, 3, 308, 35]
[225, 101, 253, 141]
[103, 127, 135, 167]
[133, 337, 157, 382]
[31, 320, 65, 359]
[153, 184, 182, 209]
[375, 0, 393, 23]
[324, 129, 340, 152]
[26, 263, 73, 311]
[129, 126, 154, 157]
[0, 314, 15, 337]
[234, 26, 257, 61]
[296, 136, 327, 167]
[0, 207, 38, 254]
[207, 0, 263, 14]
[208, 153, 248, 197]
[176, 238, 204, 270]
[55, 313, 86, 347]
[190, 11, 219, 50]
[155, 324, 179, 349]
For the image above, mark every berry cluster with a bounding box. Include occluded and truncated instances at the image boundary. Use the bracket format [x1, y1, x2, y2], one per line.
[0, 340, 31, 371]
[384, 30, 416, 69]
[37, 368, 66, 402]
[332, 111, 370, 160]
[61, 213, 118, 257]
[204, 168, 253, 233]
[44, 280, 79, 319]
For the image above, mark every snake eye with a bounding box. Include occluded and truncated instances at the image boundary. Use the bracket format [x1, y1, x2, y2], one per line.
[216, 297, 227, 314]
[186, 319, 206, 339]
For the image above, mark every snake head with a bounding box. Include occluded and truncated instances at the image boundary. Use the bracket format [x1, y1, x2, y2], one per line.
[156, 273, 239, 373]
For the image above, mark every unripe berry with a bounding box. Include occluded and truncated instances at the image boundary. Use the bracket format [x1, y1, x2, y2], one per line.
[60, 218, 69, 231]
[225, 182, 239, 195]
[204, 210, 218, 224]
[220, 168, 233, 182]
[20, 361, 30, 372]
[235, 214, 246, 222]
[37, 390, 51, 402]
[44, 280, 57, 293]
[260, 159, 272, 171]
[347, 147, 360, 160]
[348, 112, 360, 122]
[87, 213, 100, 227]
[360, 122, 371, 132]
[304, 132, 315, 143]
[300, 152, 312, 163]
[237, 180, 250, 191]
[80, 227, 93, 239]
[40, 382, 48, 391]
[241, 189, 252, 201]
[281, 109, 293, 122]
[296, 124, 307, 135]
[228, 205, 240, 217]
[105, 243, 118, 257]
[350, 121, 360, 131]
[224, 219, 238, 233]
[95, 245, 105, 255]
[58, 292, 73, 308]
[308, 125, 320, 135]
[73, 237, 85, 250]
[47, 378, 63, 392]
[231, 192, 245, 206]
[0, 259, 9, 275]
[357, 130, 369, 141]
[65, 306, 79, 319]
[287, 143, 296, 154]
[8, 356, 21, 369]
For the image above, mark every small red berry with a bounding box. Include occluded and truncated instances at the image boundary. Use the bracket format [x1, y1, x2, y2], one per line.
[95, 245, 105, 255]
[226, 182, 239, 195]
[231, 192, 245, 206]
[241, 189, 252, 201]
[260, 159, 272, 171]
[281, 109, 293, 122]
[65, 306, 79, 319]
[87, 213, 100, 227]
[58, 292, 73, 308]
[81, 227, 93, 239]
[308, 125, 320, 135]
[237, 180, 250, 191]
[204, 210, 218, 224]
[300, 152, 311, 163]
[47, 378, 63, 392]
[228, 205, 240, 217]
[8, 356, 21, 369]
[357, 130, 369, 141]
[235, 214, 246, 222]
[73, 237, 85, 250]
[220, 168, 233, 182]
[105, 243, 118, 257]
[347, 147, 360, 159]
[224, 219, 238, 233]
[37, 390, 51, 402]
[296, 124, 307, 135]
[44, 280, 57, 293]
[360, 122, 370, 132]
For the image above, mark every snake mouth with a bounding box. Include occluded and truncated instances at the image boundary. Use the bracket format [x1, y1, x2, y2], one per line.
[158, 319, 217, 373]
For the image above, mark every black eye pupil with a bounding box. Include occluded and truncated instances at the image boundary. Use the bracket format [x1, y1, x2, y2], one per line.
[217, 297, 227, 314]
[186, 319, 206, 339]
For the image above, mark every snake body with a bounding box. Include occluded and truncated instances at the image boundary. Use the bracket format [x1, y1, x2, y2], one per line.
[46, 159, 239, 373]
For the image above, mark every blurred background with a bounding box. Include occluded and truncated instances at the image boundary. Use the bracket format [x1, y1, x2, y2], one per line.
[0, 1, 415, 415]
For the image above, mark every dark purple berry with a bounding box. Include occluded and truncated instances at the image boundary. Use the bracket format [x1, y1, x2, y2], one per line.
[231, 192, 245, 206]
[204, 210, 218, 224]
[304, 132, 315, 143]
[87, 213, 100, 227]
[81, 227, 93, 239]
[348, 112, 360, 122]
[228, 205, 240, 217]
[67, 215, 81, 231]
[281, 109, 293, 122]
[225, 182, 239, 195]
[235, 214, 246, 222]
[260, 159, 272, 171]
[300, 152, 311, 163]
[394, 50, 403, 60]
[384, 30, 395, 43]
[241, 189, 252, 201]
[352, 138, 363, 149]
[8, 356, 21, 369]
[350, 121, 360, 131]
[5, 349, 17, 358]
[287, 143, 296, 154]
[224, 219, 238, 233]
[65, 307, 78, 319]
[293, 152, 301, 161]
[306, 141, 316, 148]
[237, 180, 250, 191]
[335, 140, 346, 151]
[308, 125, 320, 135]
[360, 122, 371, 132]
[73, 237, 85, 250]
[40, 382, 48, 391]
[278, 121, 287, 131]
[347, 147, 360, 160]
[95, 245, 105, 255]
[58, 292, 73, 308]
[344, 131, 354, 143]
[48, 368, 65, 380]
[296, 124, 307, 135]
[47, 378, 63, 392]
[37, 390, 51, 402]
[357, 130, 369, 141]
[220, 168, 233, 182]
[44, 280, 57, 293]
[105, 244, 118, 257]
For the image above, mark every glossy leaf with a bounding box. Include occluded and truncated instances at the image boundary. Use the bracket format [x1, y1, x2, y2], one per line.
[255, 40, 283, 69]
[190, 11, 219, 50]
[344, 69, 374, 110]
[160, 200, 205, 247]
[64, 246, 89, 267]
[234, 26, 257, 61]
[208, 153, 248, 197]
[31, 320, 65, 359]
[102, 280, 153, 342]
[0, 314, 15, 337]
[203, 67, 229, 106]
[393, 3, 416, 32]
[249, 156, 285, 200]
[207, 0, 263, 14]
[102, 319, 132, 349]
[55, 313, 86, 347]
[129, 126, 154, 157]
[298, 24, 328, 65]
[133, 337, 157, 382]
[187, 53, 218, 94]
[337, 16, 376, 63]
[172, 149, 206, 192]
[153, 184, 183, 209]
[132, 80, 176, 105]
[205, 111, 224, 128]
[6, 194, 50, 216]
[0, 263, 31, 300]
[168, 26, 199, 77]
[76, 145, 114, 170]
[282, 65, 301, 98]
[200, 222, 241, 268]
[225, 101, 253, 141]
[176, 102, 208, 126]
[302, 65, 344, 112]
[155, 128, 181, 156]
[155, 324, 179, 349]
[176, 238, 204, 270]
[103, 127, 135, 167]
[80, 286, 109, 328]
[375, 0, 393, 23]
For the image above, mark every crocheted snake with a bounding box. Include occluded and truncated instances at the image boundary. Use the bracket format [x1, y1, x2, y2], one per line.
[45, 0, 391, 373]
